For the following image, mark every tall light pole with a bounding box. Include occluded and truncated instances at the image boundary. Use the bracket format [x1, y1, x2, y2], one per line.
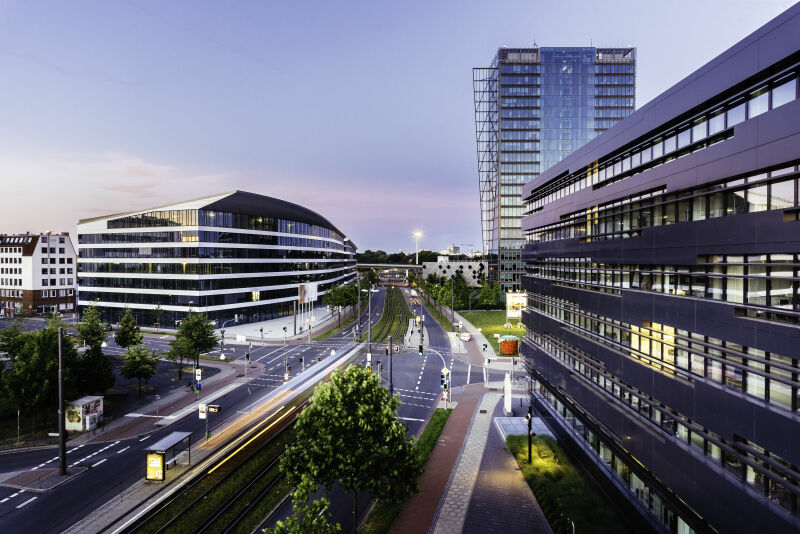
[414, 231, 422, 265]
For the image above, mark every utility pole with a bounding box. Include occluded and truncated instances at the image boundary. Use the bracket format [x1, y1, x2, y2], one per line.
[58, 327, 66, 476]
[357, 274, 361, 339]
[368, 287, 373, 354]
[388, 335, 393, 395]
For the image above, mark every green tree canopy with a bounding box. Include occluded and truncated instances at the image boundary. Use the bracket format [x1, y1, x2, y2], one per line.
[114, 308, 143, 348]
[175, 312, 218, 367]
[78, 347, 116, 395]
[478, 281, 503, 308]
[166, 335, 193, 381]
[120, 344, 159, 397]
[280, 365, 422, 534]
[78, 305, 107, 352]
[1, 326, 80, 427]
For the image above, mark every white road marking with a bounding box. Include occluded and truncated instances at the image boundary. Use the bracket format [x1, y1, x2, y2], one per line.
[467, 364, 471, 384]
[16, 496, 37, 509]
[92, 459, 107, 467]
[117, 446, 130, 454]
[0, 498, 8, 503]
[138, 436, 151, 442]
[398, 416, 425, 422]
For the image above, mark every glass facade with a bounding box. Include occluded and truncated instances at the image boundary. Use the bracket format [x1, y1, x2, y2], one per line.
[77, 192, 357, 327]
[474, 47, 636, 291]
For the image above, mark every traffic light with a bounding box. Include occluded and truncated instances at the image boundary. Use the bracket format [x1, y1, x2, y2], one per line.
[283, 326, 287, 332]
[299, 357, 303, 364]
[245, 352, 250, 362]
[418, 344, 423, 356]
[482, 343, 487, 351]
[440, 373, 446, 388]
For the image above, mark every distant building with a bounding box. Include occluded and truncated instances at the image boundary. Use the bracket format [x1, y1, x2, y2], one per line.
[0, 232, 77, 318]
[438, 244, 461, 255]
[422, 258, 486, 287]
[474, 46, 636, 291]
[77, 191, 357, 327]
[523, 6, 800, 532]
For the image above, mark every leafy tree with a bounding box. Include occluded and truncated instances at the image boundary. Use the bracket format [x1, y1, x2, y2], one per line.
[78, 305, 107, 352]
[121, 344, 159, 397]
[78, 346, 116, 395]
[280, 365, 422, 534]
[263, 495, 340, 534]
[2, 326, 80, 431]
[322, 284, 345, 328]
[166, 335, 192, 381]
[175, 312, 218, 367]
[152, 304, 164, 332]
[479, 281, 503, 308]
[114, 308, 143, 349]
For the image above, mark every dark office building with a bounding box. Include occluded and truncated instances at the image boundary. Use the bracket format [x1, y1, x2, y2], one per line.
[474, 46, 635, 290]
[77, 191, 357, 326]
[522, 6, 800, 534]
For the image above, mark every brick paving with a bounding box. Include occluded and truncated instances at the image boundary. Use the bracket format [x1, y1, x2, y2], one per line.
[430, 392, 502, 534]
[391, 383, 484, 534]
[462, 397, 553, 534]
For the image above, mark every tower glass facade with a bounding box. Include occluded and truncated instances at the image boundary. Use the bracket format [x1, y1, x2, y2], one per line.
[474, 47, 635, 291]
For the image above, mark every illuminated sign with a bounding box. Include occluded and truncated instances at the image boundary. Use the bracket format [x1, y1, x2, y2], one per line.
[506, 292, 527, 319]
[146, 453, 165, 481]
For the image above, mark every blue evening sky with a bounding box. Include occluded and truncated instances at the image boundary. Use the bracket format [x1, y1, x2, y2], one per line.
[0, 0, 794, 253]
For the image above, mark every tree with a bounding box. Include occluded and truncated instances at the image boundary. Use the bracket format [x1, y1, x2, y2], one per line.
[322, 284, 345, 328]
[115, 308, 142, 349]
[78, 347, 116, 395]
[152, 304, 164, 332]
[479, 281, 503, 308]
[263, 495, 340, 534]
[175, 312, 218, 367]
[121, 344, 159, 397]
[166, 335, 193, 381]
[76, 305, 115, 394]
[78, 305, 106, 352]
[280, 365, 422, 534]
[1, 325, 80, 431]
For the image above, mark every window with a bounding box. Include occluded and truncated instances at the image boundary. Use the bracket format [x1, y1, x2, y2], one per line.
[747, 87, 769, 118]
[677, 128, 691, 149]
[692, 118, 707, 142]
[42, 279, 48, 286]
[727, 100, 746, 126]
[41, 247, 47, 253]
[708, 108, 725, 135]
[770, 179, 795, 210]
[58, 247, 65, 254]
[771, 77, 796, 109]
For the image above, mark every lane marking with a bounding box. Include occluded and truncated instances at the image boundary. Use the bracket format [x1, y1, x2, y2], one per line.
[0, 498, 8, 503]
[138, 436, 151, 442]
[398, 416, 425, 422]
[117, 446, 130, 454]
[16, 497, 37, 509]
[92, 459, 107, 467]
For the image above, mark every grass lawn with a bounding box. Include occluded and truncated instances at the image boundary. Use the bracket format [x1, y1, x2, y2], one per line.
[360, 408, 453, 534]
[460, 310, 524, 355]
[313, 310, 357, 341]
[506, 434, 632, 534]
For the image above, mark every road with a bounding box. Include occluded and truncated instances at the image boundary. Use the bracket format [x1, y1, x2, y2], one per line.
[0, 290, 388, 534]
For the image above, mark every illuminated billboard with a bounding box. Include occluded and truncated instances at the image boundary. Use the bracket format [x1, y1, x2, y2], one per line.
[506, 292, 527, 319]
[146, 453, 165, 481]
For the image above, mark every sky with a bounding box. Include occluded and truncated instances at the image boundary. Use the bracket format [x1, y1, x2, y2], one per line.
[0, 0, 795, 254]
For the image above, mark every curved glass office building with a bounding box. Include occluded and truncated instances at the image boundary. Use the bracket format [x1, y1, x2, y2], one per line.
[77, 191, 356, 326]
[522, 6, 800, 533]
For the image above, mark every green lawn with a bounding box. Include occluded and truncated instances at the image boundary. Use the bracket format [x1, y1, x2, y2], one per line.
[506, 435, 632, 534]
[360, 408, 453, 534]
[460, 310, 524, 355]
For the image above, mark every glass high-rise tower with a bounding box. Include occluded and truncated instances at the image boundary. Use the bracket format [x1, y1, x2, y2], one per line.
[474, 46, 636, 291]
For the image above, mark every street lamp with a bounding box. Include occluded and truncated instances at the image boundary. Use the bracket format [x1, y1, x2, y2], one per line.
[361, 287, 379, 353]
[413, 231, 422, 265]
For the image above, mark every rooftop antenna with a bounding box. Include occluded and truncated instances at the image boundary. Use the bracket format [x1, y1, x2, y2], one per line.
[532, 36, 538, 48]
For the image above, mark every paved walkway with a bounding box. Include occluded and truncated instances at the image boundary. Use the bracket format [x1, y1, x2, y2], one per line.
[462, 397, 553, 534]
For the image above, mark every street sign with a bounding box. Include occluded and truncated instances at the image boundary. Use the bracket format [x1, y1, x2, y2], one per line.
[199, 404, 207, 420]
[48, 432, 59, 437]
[393, 345, 399, 353]
[195, 368, 202, 381]
[208, 404, 221, 413]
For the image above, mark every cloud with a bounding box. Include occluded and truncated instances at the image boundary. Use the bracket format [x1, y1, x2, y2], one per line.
[0, 151, 234, 236]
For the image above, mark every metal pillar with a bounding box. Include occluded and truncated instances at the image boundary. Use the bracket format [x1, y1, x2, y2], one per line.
[58, 327, 66, 476]
[388, 335, 393, 395]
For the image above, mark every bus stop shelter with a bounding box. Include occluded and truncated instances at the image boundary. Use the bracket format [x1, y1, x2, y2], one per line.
[144, 431, 192, 482]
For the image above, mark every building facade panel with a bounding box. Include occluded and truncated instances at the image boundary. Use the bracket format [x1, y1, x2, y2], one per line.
[522, 6, 800, 533]
[76, 191, 357, 327]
